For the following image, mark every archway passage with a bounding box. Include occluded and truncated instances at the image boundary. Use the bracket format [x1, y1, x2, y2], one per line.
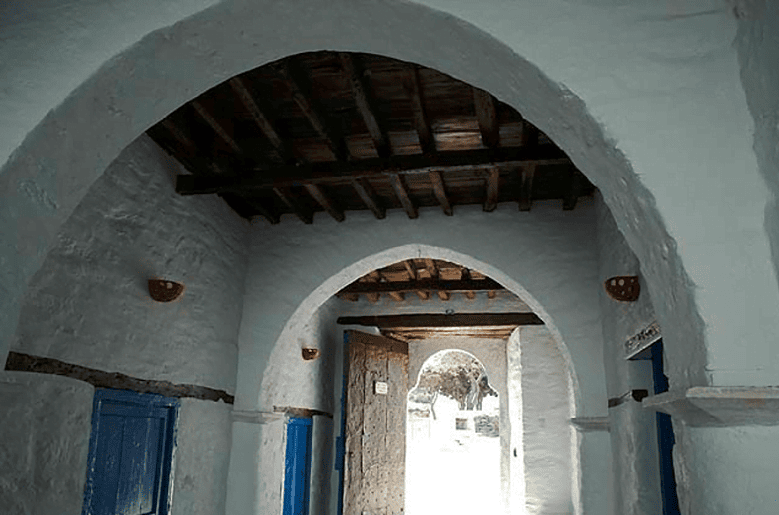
[406, 350, 500, 515]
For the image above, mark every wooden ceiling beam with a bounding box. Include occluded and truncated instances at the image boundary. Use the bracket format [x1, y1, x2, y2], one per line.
[390, 174, 418, 219]
[403, 260, 418, 281]
[159, 120, 226, 176]
[191, 100, 243, 154]
[521, 121, 539, 147]
[429, 171, 453, 216]
[273, 186, 314, 224]
[518, 163, 536, 212]
[406, 64, 435, 155]
[337, 313, 544, 327]
[563, 167, 584, 211]
[276, 61, 349, 161]
[303, 183, 345, 222]
[473, 88, 499, 149]
[339, 277, 504, 294]
[175, 146, 570, 195]
[484, 167, 500, 212]
[228, 76, 292, 163]
[424, 258, 439, 279]
[339, 53, 391, 159]
[351, 178, 386, 220]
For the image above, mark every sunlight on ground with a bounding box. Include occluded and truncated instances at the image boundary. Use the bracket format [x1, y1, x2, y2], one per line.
[406, 396, 501, 515]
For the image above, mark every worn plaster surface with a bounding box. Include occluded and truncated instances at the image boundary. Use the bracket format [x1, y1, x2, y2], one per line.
[0, 372, 93, 515]
[12, 135, 249, 392]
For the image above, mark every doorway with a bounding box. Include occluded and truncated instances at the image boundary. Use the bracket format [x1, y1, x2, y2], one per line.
[405, 350, 500, 515]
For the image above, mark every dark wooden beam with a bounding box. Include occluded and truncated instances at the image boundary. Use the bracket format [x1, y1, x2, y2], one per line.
[276, 61, 349, 161]
[175, 145, 569, 195]
[563, 167, 584, 211]
[339, 53, 390, 158]
[364, 271, 382, 303]
[484, 167, 500, 212]
[228, 76, 292, 163]
[340, 277, 504, 294]
[337, 313, 544, 327]
[158, 120, 225, 176]
[304, 183, 345, 222]
[473, 88, 499, 148]
[390, 174, 418, 219]
[429, 171, 453, 216]
[351, 178, 385, 219]
[191, 100, 243, 154]
[521, 121, 539, 148]
[406, 64, 435, 155]
[424, 258, 439, 279]
[5, 352, 234, 404]
[243, 197, 280, 224]
[273, 186, 313, 224]
[518, 163, 536, 212]
[403, 260, 418, 281]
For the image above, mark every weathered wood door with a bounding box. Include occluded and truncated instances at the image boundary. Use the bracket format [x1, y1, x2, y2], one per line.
[343, 330, 409, 515]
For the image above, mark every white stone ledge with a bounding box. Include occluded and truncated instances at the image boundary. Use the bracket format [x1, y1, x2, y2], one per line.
[570, 416, 610, 432]
[643, 387, 779, 427]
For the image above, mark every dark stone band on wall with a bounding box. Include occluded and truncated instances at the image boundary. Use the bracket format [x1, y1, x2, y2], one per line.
[4, 351, 234, 404]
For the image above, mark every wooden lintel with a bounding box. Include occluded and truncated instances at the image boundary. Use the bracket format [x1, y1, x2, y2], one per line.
[277, 61, 348, 161]
[563, 167, 584, 211]
[273, 187, 313, 224]
[337, 312, 544, 328]
[174, 146, 569, 195]
[406, 65, 435, 155]
[429, 171, 453, 216]
[473, 88, 499, 148]
[304, 183, 344, 222]
[340, 277, 504, 295]
[518, 163, 536, 212]
[351, 178, 385, 219]
[339, 53, 390, 158]
[484, 167, 500, 212]
[229, 77, 291, 162]
[390, 174, 418, 219]
[191, 100, 243, 154]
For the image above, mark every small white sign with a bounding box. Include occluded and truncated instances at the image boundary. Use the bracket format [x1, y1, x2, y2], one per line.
[374, 381, 388, 395]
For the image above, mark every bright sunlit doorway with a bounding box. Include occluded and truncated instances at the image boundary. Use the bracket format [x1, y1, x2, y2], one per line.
[405, 350, 501, 515]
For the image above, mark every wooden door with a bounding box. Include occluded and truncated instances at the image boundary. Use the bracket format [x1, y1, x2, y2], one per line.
[82, 389, 178, 515]
[343, 330, 408, 515]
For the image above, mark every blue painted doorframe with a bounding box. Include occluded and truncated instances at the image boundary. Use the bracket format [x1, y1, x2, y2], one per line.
[283, 417, 314, 515]
[82, 388, 178, 515]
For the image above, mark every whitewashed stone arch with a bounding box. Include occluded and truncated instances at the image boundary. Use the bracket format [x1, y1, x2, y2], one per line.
[0, 0, 710, 392]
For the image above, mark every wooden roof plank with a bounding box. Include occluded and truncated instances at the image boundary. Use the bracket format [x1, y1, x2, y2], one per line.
[304, 183, 345, 222]
[406, 64, 435, 155]
[518, 163, 536, 212]
[484, 166, 499, 212]
[276, 60, 349, 161]
[273, 187, 314, 224]
[351, 178, 386, 219]
[473, 88, 499, 148]
[228, 76, 291, 162]
[191, 100, 243, 154]
[429, 171, 453, 216]
[339, 53, 391, 158]
[390, 174, 418, 219]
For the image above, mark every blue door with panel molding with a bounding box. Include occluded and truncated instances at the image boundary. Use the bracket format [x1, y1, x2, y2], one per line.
[82, 389, 178, 515]
[283, 417, 313, 515]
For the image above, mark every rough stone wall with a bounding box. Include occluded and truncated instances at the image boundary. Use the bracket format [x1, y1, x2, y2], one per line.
[0, 372, 94, 515]
[12, 134, 249, 392]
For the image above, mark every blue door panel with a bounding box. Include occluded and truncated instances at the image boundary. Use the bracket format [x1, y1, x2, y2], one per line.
[83, 389, 178, 515]
[283, 417, 313, 515]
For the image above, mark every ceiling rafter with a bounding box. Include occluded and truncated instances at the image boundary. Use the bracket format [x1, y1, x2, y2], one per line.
[303, 183, 344, 222]
[518, 164, 536, 212]
[484, 167, 500, 212]
[473, 88, 499, 149]
[406, 64, 435, 155]
[429, 171, 453, 216]
[228, 76, 292, 163]
[339, 53, 390, 159]
[390, 174, 418, 219]
[191, 100, 243, 154]
[273, 187, 313, 224]
[351, 178, 385, 220]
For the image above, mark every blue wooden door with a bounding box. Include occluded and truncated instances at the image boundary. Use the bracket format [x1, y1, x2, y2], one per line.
[283, 417, 313, 515]
[82, 389, 178, 515]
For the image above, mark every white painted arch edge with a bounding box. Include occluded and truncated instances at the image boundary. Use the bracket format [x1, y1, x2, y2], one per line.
[265, 244, 581, 414]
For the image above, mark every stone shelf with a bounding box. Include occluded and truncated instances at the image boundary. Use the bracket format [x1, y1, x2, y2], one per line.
[643, 386, 779, 427]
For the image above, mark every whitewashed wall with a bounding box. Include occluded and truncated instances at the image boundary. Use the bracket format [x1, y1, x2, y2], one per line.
[4, 135, 248, 514]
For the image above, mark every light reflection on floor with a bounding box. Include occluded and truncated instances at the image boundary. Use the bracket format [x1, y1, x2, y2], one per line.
[405, 396, 501, 515]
